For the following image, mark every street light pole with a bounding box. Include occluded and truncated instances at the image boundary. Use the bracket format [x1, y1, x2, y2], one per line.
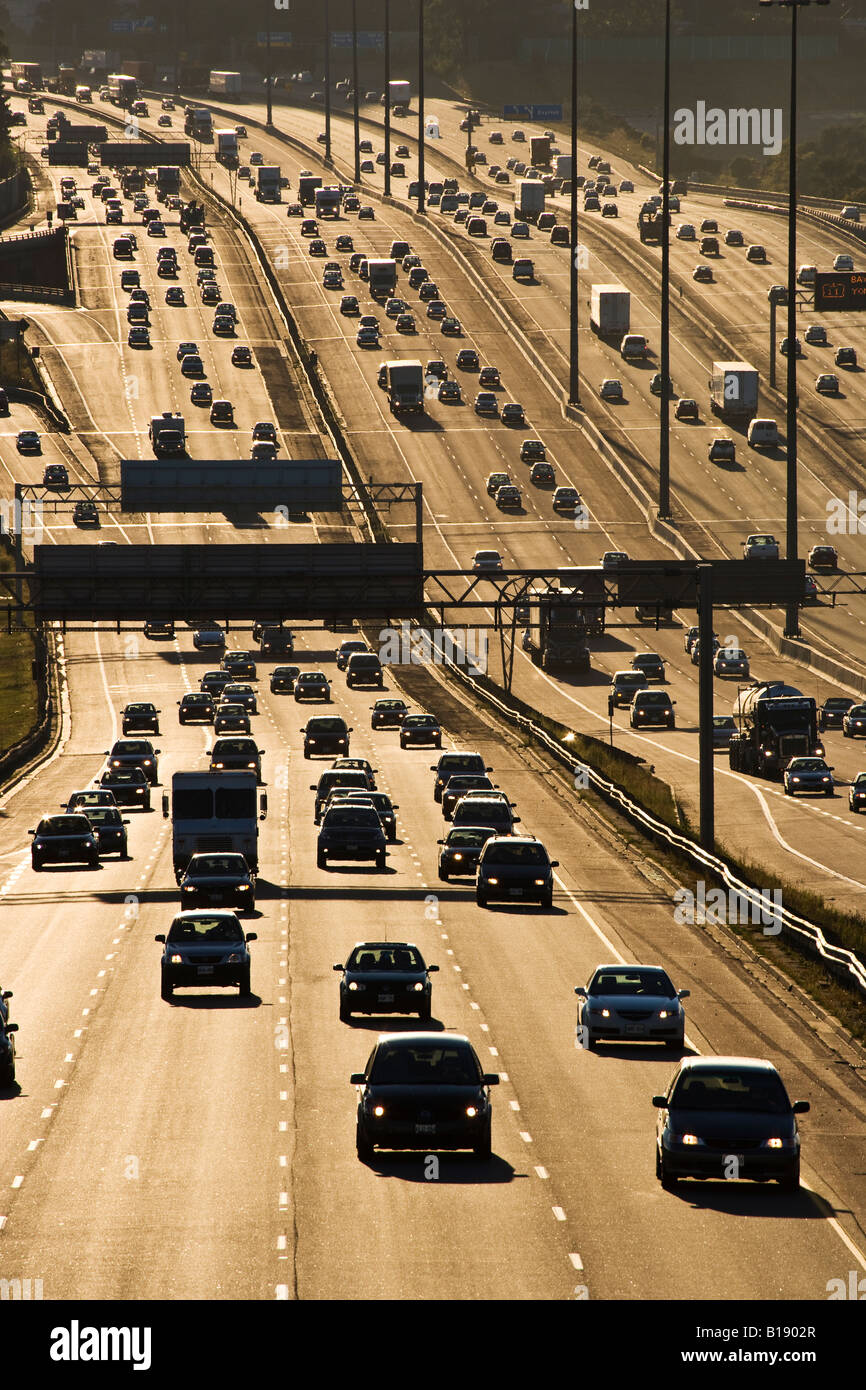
[384, 0, 391, 196]
[324, 0, 332, 163]
[352, 0, 361, 182]
[568, 0, 579, 405]
[658, 0, 672, 520]
[417, 0, 425, 213]
[759, 0, 830, 638]
[265, 5, 273, 128]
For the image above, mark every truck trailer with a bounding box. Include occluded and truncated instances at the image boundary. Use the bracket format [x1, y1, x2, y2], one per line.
[521, 589, 592, 672]
[590, 284, 630, 338]
[215, 129, 239, 165]
[184, 107, 213, 142]
[148, 412, 186, 457]
[11, 62, 42, 90]
[382, 360, 425, 415]
[385, 80, 411, 112]
[209, 71, 243, 97]
[729, 683, 819, 778]
[163, 771, 267, 880]
[708, 360, 759, 420]
[156, 166, 181, 200]
[516, 178, 545, 223]
[298, 174, 322, 205]
[529, 135, 551, 167]
[107, 73, 137, 107]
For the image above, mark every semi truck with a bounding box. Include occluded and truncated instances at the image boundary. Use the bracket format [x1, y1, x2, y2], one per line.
[209, 71, 243, 97]
[529, 135, 551, 167]
[163, 771, 267, 880]
[367, 258, 398, 298]
[156, 166, 181, 200]
[11, 61, 42, 90]
[184, 107, 213, 142]
[521, 589, 592, 672]
[180, 200, 206, 234]
[148, 412, 186, 457]
[107, 73, 137, 107]
[382, 360, 425, 415]
[590, 284, 631, 338]
[638, 205, 666, 243]
[708, 360, 759, 421]
[255, 166, 281, 202]
[215, 129, 239, 165]
[557, 567, 606, 636]
[728, 682, 820, 778]
[314, 185, 342, 218]
[516, 178, 545, 223]
[298, 174, 322, 205]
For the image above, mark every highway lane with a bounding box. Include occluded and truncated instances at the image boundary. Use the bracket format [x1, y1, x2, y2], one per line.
[0, 626, 863, 1298]
[72, 96, 866, 910]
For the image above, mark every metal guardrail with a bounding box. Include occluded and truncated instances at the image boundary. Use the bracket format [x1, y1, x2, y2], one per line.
[438, 645, 866, 999]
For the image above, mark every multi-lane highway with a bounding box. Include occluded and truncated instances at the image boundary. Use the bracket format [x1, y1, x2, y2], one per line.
[0, 80, 864, 1312]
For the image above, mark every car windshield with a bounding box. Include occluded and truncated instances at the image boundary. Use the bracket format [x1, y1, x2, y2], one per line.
[825, 699, 852, 709]
[671, 1068, 790, 1114]
[324, 808, 380, 827]
[407, 716, 437, 727]
[84, 809, 122, 826]
[483, 843, 547, 865]
[38, 816, 90, 834]
[713, 717, 735, 729]
[185, 696, 211, 706]
[447, 828, 492, 847]
[589, 967, 676, 997]
[168, 914, 244, 943]
[114, 741, 149, 754]
[125, 705, 153, 714]
[616, 674, 645, 686]
[319, 772, 367, 790]
[636, 693, 669, 704]
[299, 673, 326, 682]
[348, 946, 423, 971]
[376, 700, 405, 710]
[440, 756, 482, 773]
[308, 719, 347, 733]
[368, 1042, 481, 1085]
[103, 770, 144, 783]
[789, 759, 826, 772]
[188, 855, 247, 874]
[213, 740, 256, 755]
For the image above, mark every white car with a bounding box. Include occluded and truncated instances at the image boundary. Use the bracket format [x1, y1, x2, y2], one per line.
[833, 253, 854, 272]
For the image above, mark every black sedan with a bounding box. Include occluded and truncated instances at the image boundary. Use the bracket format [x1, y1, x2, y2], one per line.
[97, 767, 151, 809]
[178, 693, 214, 724]
[0, 1019, 18, 1086]
[312, 769, 371, 822]
[317, 804, 387, 870]
[303, 716, 351, 759]
[29, 814, 100, 870]
[475, 835, 556, 908]
[294, 671, 330, 702]
[337, 790, 398, 841]
[441, 774, 498, 819]
[400, 714, 442, 748]
[335, 941, 439, 1022]
[214, 702, 251, 734]
[371, 698, 408, 729]
[121, 702, 160, 735]
[351, 1032, 499, 1161]
[156, 911, 256, 999]
[221, 682, 257, 714]
[576, 963, 688, 1049]
[179, 852, 256, 910]
[819, 697, 856, 731]
[653, 1055, 808, 1191]
[842, 704, 866, 738]
[437, 825, 496, 880]
[270, 665, 300, 694]
[80, 806, 129, 858]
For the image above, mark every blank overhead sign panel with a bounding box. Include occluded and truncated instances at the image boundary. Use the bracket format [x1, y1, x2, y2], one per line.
[120, 459, 342, 512]
[605, 560, 805, 606]
[99, 142, 191, 166]
[29, 544, 424, 621]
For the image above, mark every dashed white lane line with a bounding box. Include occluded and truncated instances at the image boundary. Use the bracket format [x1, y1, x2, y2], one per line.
[569, 1253, 584, 1271]
[552, 1207, 567, 1222]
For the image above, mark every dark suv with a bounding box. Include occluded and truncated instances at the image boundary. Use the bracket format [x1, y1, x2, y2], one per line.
[259, 626, 295, 656]
[302, 716, 352, 759]
[105, 739, 160, 785]
[210, 737, 263, 781]
[312, 768, 370, 822]
[156, 910, 256, 998]
[345, 652, 384, 688]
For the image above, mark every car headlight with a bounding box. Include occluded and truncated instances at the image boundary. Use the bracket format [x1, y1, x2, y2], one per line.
[762, 1137, 786, 1149]
[792, 777, 800, 783]
[169, 953, 183, 964]
[182, 884, 195, 892]
[822, 777, 830, 783]
[679, 1134, 703, 1146]
[658, 1009, 673, 1019]
[237, 884, 250, 891]
[34, 842, 44, 850]
[487, 877, 499, 885]
[465, 1106, 478, 1118]
[452, 852, 463, 861]
[247, 762, 256, 769]
[214, 762, 224, 769]
[412, 982, 424, 992]
[372, 1104, 385, 1117]
[348, 981, 364, 992]
[534, 878, 546, 886]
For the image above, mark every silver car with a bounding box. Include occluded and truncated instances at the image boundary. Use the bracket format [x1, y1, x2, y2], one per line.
[575, 963, 689, 1049]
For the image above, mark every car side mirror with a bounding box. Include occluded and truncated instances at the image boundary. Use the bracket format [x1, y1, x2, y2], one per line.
[161, 793, 169, 818]
[574, 986, 587, 997]
[391, 804, 399, 810]
[122, 819, 130, 825]
[1, 991, 12, 1000]
[245, 932, 257, 942]
[333, 964, 344, 971]
[677, 989, 690, 999]
[428, 964, 440, 972]
[6, 1022, 18, 1033]
[550, 860, 559, 868]
[430, 765, 437, 771]
[349, 727, 354, 733]
[652, 1095, 667, 1108]
[512, 816, 521, 823]
[350, 1073, 366, 1086]
[310, 785, 316, 791]
[482, 1073, 500, 1086]
[154, 934, 166, 943]
[27, 829, 34, 835]
[155, 749, 161, 755]
[792, 1100, 810, 1115]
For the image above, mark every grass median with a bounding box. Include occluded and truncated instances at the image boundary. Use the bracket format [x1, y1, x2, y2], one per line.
[0, 550, 38, 759]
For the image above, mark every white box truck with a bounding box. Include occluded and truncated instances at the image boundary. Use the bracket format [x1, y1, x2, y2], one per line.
[708, 360, 759, 420]
[215, 128, 239, 164]
[590, 284, 630, 337]
[517, 179, 545, 223]
[209, 71, 243, 97]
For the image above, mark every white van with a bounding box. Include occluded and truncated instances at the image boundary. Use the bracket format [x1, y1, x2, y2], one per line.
[747, 418, 779, 448]
[796, 264, 816, 286]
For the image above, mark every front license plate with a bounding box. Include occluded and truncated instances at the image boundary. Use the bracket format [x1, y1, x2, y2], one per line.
[414, 1123, 435, 1134]
[625, 1024, 644, 1035]
[197, 965, 214, 976]
[508, 887, 523, 896]
[379, 994, 394, 1004]
[346, 844, 359, 853]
